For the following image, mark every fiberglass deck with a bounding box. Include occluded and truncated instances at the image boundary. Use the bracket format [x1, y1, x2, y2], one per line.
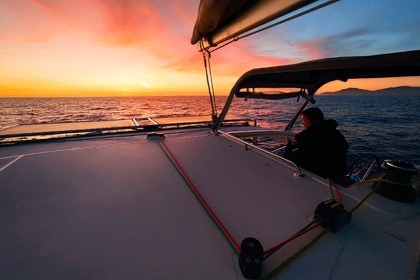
[0, 128, 419, 279]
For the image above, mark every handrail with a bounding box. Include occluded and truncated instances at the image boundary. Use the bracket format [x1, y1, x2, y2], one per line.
[217, 130, 304, 177]
[227, 129, 295, 138]
[0, 117, 254, 145]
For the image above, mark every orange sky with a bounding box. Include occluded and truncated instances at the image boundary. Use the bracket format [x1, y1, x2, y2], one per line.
[1, 0, 419, 97]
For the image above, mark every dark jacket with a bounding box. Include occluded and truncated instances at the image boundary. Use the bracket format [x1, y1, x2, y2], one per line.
[285, 119, 349, 180]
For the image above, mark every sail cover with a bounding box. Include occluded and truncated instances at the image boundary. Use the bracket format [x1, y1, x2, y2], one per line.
[191, 0, 317, 47]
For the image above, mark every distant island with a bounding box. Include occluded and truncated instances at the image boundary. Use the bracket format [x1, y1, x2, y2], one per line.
[321, 86, 420, 96]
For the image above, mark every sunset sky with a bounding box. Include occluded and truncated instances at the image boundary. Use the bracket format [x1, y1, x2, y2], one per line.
[1, 0, 419, 97]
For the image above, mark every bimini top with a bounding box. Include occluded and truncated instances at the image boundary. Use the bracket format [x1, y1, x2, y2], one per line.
[231, 50, 420, 99]
[214, 50, 420, 129]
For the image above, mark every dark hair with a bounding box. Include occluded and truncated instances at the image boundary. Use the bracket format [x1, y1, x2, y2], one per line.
[302, 107, 324, 123]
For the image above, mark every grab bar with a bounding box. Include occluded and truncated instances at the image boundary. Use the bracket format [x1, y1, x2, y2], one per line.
[217, 130, 304, 177]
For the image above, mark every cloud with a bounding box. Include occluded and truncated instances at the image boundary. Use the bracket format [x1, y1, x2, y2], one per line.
[0, 0, 64, 43]
[87, 0, 201, 72]
[317, 28, 379, 57]
[0, 0, 199, 69]
[256, 26, 386, 61]
[98, 0, 162, 46]
[311, 26, 419, 58]
[0, 0, 167, 46]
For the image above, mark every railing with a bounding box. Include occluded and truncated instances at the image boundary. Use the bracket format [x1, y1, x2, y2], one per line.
[217, 130, 304, 177]
[0, 117, 253, 145]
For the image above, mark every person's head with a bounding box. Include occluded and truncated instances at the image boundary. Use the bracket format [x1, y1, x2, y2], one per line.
[301, 107, 324, 129]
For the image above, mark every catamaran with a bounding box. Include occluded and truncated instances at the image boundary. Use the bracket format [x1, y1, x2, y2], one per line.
[1, 1, 419, 279]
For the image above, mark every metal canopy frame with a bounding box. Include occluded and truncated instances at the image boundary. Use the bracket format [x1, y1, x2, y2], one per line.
[213, 50, 420, 131]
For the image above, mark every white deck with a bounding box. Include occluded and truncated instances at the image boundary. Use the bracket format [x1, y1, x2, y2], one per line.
[0, 127, 419, 279]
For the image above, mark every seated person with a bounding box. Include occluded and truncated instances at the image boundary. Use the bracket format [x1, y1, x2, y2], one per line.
[285, 107, 349, 180]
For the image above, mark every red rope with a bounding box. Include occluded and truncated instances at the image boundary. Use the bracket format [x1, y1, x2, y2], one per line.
[263, 222, 320, 257]
[158, 139, 325, 259]
[330, 179, 342, 204]
[158, 140, 241, 253]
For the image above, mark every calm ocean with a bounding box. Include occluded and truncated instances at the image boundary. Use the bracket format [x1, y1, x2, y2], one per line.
[1, 94, 419, 166]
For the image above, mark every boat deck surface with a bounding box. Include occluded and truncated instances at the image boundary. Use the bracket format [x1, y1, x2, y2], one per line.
[1, 127, 419, 279]
[0, 116, 214, 140]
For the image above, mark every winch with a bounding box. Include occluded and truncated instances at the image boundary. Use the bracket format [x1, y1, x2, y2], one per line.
[375, 160, 418, 203]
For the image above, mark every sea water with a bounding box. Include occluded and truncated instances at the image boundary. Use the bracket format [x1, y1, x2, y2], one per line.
[1, 94, 419, 166]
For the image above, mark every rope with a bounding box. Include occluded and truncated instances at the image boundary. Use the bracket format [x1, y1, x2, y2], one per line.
[329, 179, 343, 204]
[200, 43, 218, 123]
[262, 229, 329, 280]
[262, 178, 343, 261]
[158, 137, 401, 277]
[348, 178, 385, 213]
[263, 221, 321, 259]
[158, 139, 241, 254]
[264, 177, 394, 278]
[157, 138, 324, 259]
